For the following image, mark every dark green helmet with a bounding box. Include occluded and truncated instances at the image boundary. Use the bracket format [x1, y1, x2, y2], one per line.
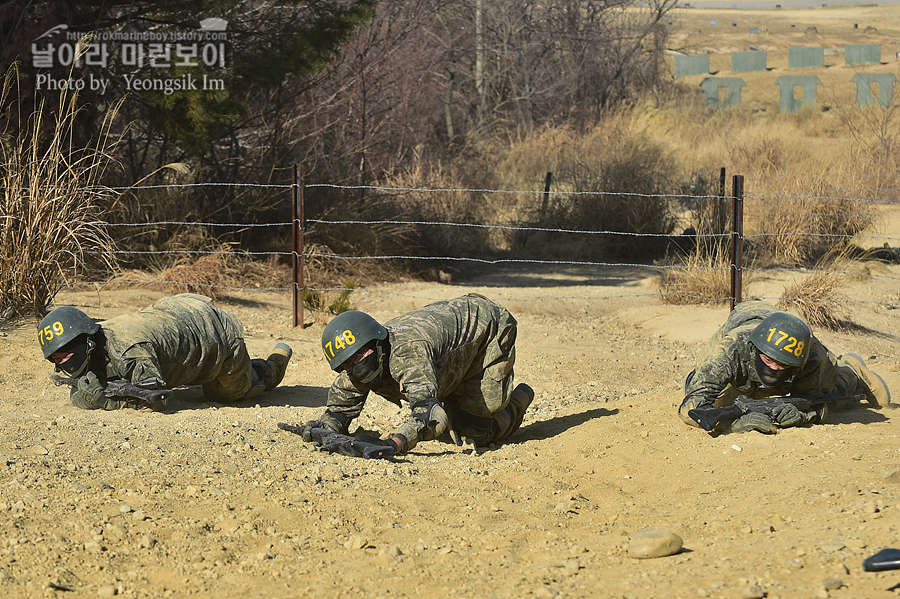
[749, 312, 811, 368]
[321, 310, 387, 372]
[37, 306, 101, 377]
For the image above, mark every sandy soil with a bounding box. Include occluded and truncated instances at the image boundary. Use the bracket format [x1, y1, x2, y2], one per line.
[0, 249, 899, 599]
[2, 4, 899, 599]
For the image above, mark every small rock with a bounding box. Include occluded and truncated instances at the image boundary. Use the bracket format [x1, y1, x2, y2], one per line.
[740, 584, 764, 599]
[822, 542, 845, 553]
[139, 536, 156, 549]
[880, 469, 900, 483]
[379, 545, 402, 556]
[823, 578, 843, 590]
[625, 528, 683, 559]
[119, 505, 132, 514]
[32, 445, 49, 455]
[732, 444, 742, 452]
[561, 559, 580, 575]
[83, 541, 102, 553]
[344, 534, 367, 550]
[97, 585, 117, 597]
[132, 511, 146, 521]
[223, 463, 240, 475]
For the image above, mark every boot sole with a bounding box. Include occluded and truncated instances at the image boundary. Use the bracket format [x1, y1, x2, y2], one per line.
[842, 353, 891, 408]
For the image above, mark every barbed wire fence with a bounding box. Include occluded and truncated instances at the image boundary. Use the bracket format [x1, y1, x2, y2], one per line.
[60, 167, 900, 327]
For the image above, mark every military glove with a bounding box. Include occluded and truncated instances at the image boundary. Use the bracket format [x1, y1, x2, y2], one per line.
[76, 371, 106, 404]
[300, 412, 348, 442]
[729, 412, 777, 434]
[771, 403, 807, 427]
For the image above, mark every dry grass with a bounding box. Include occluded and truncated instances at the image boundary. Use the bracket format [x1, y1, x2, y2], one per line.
[0, 58, 119, 317]
[777, 268, 850, 331]
[747, 167, 877, 267]
[108, 242, 291, 301]
[659, 241, 734, 305]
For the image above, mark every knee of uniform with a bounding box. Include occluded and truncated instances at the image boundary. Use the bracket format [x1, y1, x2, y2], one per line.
[202, 381, 249, 403]
[678, 395, 704, 427]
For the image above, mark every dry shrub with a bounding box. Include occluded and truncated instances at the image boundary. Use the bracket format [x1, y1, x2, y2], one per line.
[380, 160, 514, 256]
[0, 59, 119, 317]
[777, 269, 849, 330]
[748, 169, 876, 267]
[516, 115, 683, 261]
[109, 241, 291, 300]
[659, 242, 733, 305]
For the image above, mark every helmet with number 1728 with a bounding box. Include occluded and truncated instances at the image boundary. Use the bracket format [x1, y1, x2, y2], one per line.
[749, 312, 811, 368]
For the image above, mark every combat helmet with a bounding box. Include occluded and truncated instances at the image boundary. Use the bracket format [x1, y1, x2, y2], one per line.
[37, 306, 101, 377]
[321, 310, 388, 372]
[749, 312, 811, 368]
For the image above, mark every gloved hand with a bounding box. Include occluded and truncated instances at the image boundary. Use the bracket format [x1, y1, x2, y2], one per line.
[76, 371, 106, 404]
[729, 412, 777, 434]
[771, 403, 808, 428]
[300, 412, 348, 442]
[410, 401, 450, 441]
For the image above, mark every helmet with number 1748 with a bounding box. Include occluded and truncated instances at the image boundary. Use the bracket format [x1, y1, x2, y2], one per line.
[320, 310, 388, 371]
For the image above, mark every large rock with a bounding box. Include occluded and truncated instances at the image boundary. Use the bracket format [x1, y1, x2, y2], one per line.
[626, 528, 683, 559]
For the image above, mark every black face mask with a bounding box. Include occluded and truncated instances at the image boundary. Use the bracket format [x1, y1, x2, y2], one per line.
[57, 336, 94, 377]
[348, 345, 385, 386]
[754, 351, 795, 387]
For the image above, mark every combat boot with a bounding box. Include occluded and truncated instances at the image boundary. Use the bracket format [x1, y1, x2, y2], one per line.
[264, 343, 293, 391]
[841, 353, 891, 408]
[508, 383, 535, 431]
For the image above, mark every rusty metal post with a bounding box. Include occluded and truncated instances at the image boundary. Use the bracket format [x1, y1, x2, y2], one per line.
[292, 165, 306, 328]
[730, 175, 744, 311]
[540, 171, 552, 217]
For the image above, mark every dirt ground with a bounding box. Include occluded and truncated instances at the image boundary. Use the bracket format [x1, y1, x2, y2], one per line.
[2, 4, 900, 599]
[0, 244, 899, 599]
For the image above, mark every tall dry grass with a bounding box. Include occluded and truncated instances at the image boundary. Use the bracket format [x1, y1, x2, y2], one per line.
[0, 58, 120, 317]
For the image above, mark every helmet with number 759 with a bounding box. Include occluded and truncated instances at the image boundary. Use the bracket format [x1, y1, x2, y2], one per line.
[37, 306, 101, 377]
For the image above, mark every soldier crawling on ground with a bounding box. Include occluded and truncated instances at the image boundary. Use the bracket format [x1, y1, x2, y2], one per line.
[37, 293, 292, 411]
[679, 300, 890, 434]
[297, 293, 534, 455]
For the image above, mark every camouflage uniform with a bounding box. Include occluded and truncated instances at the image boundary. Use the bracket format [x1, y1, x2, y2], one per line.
[678, 301, 869, 427]
[324, 294, 526, 450]
[70, 294, 282, 410]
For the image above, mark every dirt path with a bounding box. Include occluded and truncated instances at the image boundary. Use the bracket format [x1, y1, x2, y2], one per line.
[1, 257, 899, 599]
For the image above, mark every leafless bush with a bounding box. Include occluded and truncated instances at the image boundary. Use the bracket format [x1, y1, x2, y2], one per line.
[525, 125, 681, 261]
